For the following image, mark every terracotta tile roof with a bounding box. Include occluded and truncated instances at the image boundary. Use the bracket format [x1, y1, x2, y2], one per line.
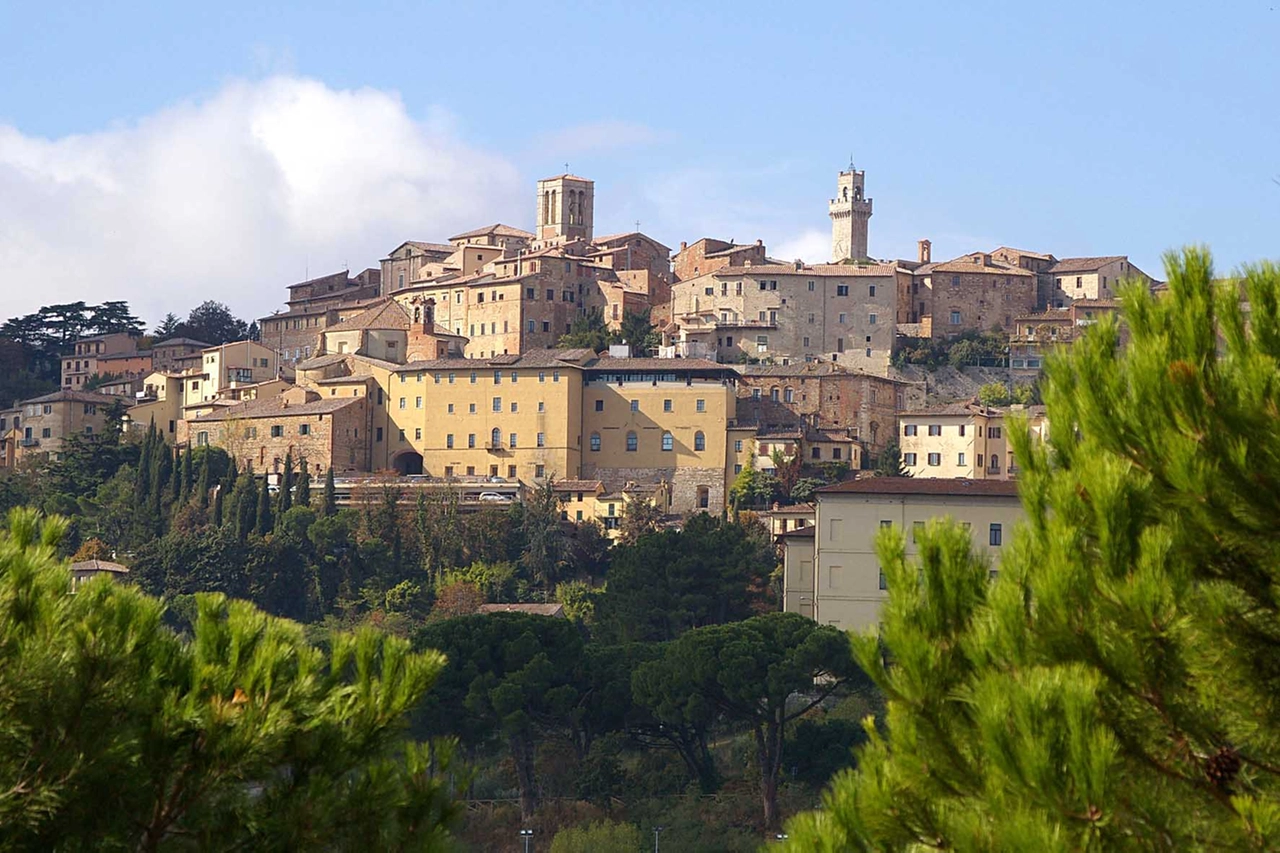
[189, 394, 362, 422]
[539, 173, 592, 182]
[711, 262, 899, 277]
[1048, 256, 1127, 274]
[583, 356, 737, 376]
[154, 337, 211, 348]
[901, 400, 998, 417]
[478, 603, 567, 617]
[286, 271, 352, 290]
[991, 247, 1055, 261]
[552, 479, 604, 492]
[24, 389, 118, 406]
[1014, 309, 1071, 322]
[916, 257, 1035, 276]
[394, 348, 597, 372]
[592, 232, 673, 252]
[448, 223, 534, 241]
[296, 353, 349, 370]
[325, 299, 411, 333]
[776, 526, 815, 538]
[819, 478, 1020, 497]
[70, 559, 130, 574]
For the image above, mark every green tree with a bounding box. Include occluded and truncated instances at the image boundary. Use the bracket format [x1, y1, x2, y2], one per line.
[182, 300, 249, 345]
[550, 820, 644, 853]
[872, 440, 909, 477]
[0, 507, 462, 849]
[322, 466, 337, 516]
[152, 312, 182, 339]
[618, 496, 664, 544]
[634, 612, 860, 827]
[619, 307, 659, 355]
[784, 249, 1280, 850]
[558, 306, 617, 351]
[254, 473, 273, 537]
[295, 458, 312, 508]
[599, 513, 775, 642]
[415, 613, 585, 821]
[278, 451, 294, 518]
[520, 479, 566, 587]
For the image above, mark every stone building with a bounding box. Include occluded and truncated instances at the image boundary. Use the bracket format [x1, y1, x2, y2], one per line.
[61, 332, 147, 389]
[670, 261, 902, 372]
[381, 241, 460, 295]
[898, 401, 1048, 480]
[187, 385, 372, 476]
[1046, 256, 1152, 307]
[672, 238, 768, 282]
[534, 174, 594, 247]
[903, 252, 1038, 338]
[733, 362, 915, 456]
[151, 338, 210, 371]
[258, 269, 384, 365]
[1009, 299, 1122, 376]
[828, 163, 873, 262]
[783, 478, 1023, 630]
[318, 298, 467, 363]
[9, 389, 117, 461]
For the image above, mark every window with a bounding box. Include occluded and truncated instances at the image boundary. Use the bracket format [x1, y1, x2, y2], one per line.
[41, 428, 51, 439]
[958, 452, 966, 466]
[771, 388, 780, 402]
[990, 455, 1002, 472]
[511, 402, 518, 413]
[694, 431, 706, 451]
[662, 431, 673, 451]
[734, 439, 744, 452]
[696, 399, 705, 413]
[989, 524, 1003, 546]
[415, 396, 422, 409]
[415, 428, 422, 440]
[950, 310, 962, 325]
[903, 452, 917, 466]
[468, 433, 476, 448]
[508, 465, 517, 478]
[1076, 276, 1083, 289]
[879, 570, 888, 591]
[803, 336, 810, 347]
[493, 371, 502, 385]
[536, 464, 545, 478]
[470, 372, 477, 384]
[927, 452, 941, 466]
[491, 427, 501, 447]
[630, 399, 639, 412]
[469, 403, 477, 414]
[244, 426, 257, 439]
[447, 403, 455, 414]
[836, 338, 845, 353]
[270, 425, 284, 438]
[811, 447, 821, 460]
[590, 432, 601, 451]
[663, 399, 672, 413]
[299, 423, 310, 436]
[194, 430, 206, 446]
[869, 285, 877, 297]
[808, 313, 815, 324]
[626, 431, 638, 452]
[808, 281, 815, 291]
[492, 397, 502, 412]
[838, 313, 847, 324]
[928, 424, 942, 436]
[836, 285, 849, 296]
[904, 424, 917, 436]
[869, 313, 877, 325]
[509, 433, 517, 448]
[958, 424, 966, 437]
[977, 454, 984, 468]
[989, 426, 1003, 439]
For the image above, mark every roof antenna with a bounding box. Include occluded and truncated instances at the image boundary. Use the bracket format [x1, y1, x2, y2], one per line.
[848, 153, 855, 171]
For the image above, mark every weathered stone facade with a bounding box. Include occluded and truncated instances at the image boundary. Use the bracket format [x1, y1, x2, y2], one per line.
[904, 253, 1037, 338]
[672, 238, 767, 282]
[828, 166, 872, 262]
[1046, 256, 1152, 307]
[671, 261, 901, 373]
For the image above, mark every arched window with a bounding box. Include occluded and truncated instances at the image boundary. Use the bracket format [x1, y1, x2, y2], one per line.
[550, 189, 557, 223]
[770, 387, 780, 402]
[590, 432, 601, 451]
[491, 427, 501, 448]
[661, 431, 674, 451]
[542, 190, 550, 225]
[626, 431, 638, 452]
[694, 431, 706, 451]
[413, 306, 421, 323]
[784, 387, 794, 403]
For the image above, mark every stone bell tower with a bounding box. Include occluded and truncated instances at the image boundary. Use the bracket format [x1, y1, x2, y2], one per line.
[535, 173, 594, 246]
[828, 161, 873, 262]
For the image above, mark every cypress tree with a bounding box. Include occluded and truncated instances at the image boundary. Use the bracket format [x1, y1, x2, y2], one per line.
[212, 481, 224, 527]
[255, 475, 273, 537]
[278, 452, 294, 518]
[168, 448, 181, 506]
[179, 448, 194, 504]
[233, 474, 257, 541]
[322, 468, 337, 517]
[195, 451, 211, 509]
[295, 457, 311, 509]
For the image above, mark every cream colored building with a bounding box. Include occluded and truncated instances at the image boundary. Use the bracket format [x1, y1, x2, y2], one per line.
[10, 389, 117, 461]
[787, 478, 1023, 631]
[180, 341, 283, 412]
[552, 478, 671, 537]
[898, 402, 1048, 480]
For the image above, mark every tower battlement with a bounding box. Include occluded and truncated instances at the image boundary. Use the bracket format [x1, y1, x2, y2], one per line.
[829, 165, 872, 262]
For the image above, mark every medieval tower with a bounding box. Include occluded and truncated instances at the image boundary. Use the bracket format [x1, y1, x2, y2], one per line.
[828, 163, 873, 262]
[535, 173, 594, 246]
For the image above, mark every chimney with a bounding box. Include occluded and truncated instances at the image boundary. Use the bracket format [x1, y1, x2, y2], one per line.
[917, 239, 931, 264]
[680, 241, 687, 251]
[793, 259, 803, 271]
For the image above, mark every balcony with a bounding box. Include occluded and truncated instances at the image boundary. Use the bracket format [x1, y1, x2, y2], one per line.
[19, 438, 39, 448]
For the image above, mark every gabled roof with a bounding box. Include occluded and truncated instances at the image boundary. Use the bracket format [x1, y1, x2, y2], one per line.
[991, 247, 1055, 261]
[23, 389, 117, 406]
[552, 479, 605, 492]
[325, 299, 411, 333]
[189, 393, 362, 422]
[287, 271, 351, 291]
[69, 559, 130, 574]
[478, 603, 567, 617]
[154, 337, 211, 348]
[1048, 256, 1127, 274]
[592, 232, 673, 252]
[916, 256, 1035, 276]
[448, 223, 534, 241]
[708, 262, 899, 278]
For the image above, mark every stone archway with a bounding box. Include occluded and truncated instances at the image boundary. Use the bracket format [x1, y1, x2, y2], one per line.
[391, 450, 423, 476]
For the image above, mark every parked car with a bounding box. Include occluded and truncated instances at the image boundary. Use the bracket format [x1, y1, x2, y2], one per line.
[478, 492, 510, 502]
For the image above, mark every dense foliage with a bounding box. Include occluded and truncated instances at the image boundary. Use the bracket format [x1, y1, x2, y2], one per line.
[0, 507, 462, 850]
[784, 249, 1280, 849]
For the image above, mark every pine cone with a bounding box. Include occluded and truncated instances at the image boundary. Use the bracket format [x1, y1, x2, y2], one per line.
[1204, 746, 1242, 791]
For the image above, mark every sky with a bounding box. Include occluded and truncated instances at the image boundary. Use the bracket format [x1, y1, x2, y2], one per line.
[1, 0, 1277, 327]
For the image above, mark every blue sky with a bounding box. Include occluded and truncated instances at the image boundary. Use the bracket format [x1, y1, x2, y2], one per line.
[1, 0, 1276, 324]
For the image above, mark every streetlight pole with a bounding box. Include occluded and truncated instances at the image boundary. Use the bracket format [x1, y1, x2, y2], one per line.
[519, 828, 533, 853]
[653, 825, 665, 852]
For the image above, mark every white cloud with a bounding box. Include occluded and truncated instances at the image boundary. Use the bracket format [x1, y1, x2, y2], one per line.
[771, 230, 830, 264]
[0, 76, 522, 326]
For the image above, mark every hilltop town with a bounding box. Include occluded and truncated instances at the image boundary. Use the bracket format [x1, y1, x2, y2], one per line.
[0, 163, 1159, 633]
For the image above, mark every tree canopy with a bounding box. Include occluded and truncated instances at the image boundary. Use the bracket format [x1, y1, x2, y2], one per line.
[784, 249, 1280, 850]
